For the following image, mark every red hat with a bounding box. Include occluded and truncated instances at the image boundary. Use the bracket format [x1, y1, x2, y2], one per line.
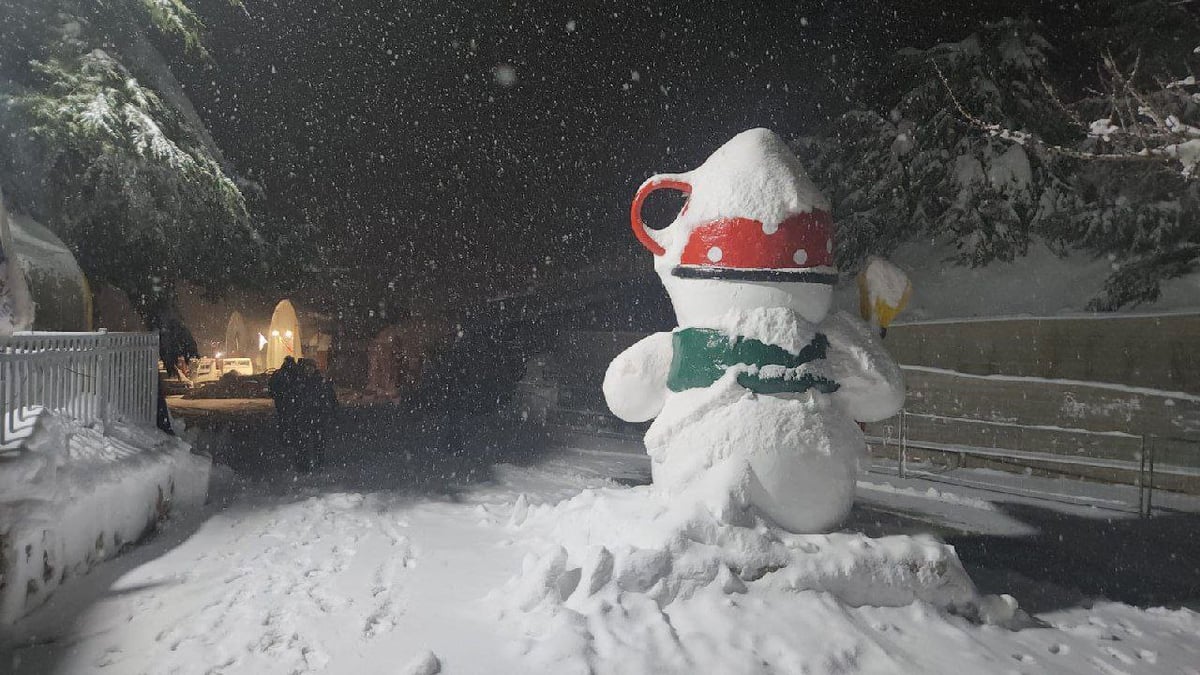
[631, 174, 837, 284]
[630, 129, 837, 284]
[673, 211, 835, 283]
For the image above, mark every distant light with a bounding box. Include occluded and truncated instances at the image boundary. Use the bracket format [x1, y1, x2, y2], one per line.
[284, 330, 294, 338]
[271, 330, 280, 337]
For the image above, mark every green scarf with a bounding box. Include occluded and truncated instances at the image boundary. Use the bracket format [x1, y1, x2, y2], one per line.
[667, 328, 840, 395]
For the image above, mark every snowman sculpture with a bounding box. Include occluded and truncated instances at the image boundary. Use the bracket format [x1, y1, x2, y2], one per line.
[603, 128, 905, 533]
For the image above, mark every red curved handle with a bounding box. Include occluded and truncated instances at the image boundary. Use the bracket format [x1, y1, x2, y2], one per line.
[631, 175, 691, 256]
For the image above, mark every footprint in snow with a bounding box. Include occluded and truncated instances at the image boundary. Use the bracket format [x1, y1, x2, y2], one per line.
[302, 646, 330, 669]
[1104, 646, 1135, 665]
[1118, 620, 1143, 637]
[363, 601, 399, 638]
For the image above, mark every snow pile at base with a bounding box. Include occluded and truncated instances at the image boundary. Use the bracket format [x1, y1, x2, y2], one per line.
[494, 458, 1018, 674]
[0, 408, 210, 624]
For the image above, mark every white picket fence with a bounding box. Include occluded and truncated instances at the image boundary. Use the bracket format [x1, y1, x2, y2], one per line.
[0, 332, 159, 445]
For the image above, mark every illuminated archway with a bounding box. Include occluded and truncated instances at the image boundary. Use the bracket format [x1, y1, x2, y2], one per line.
[265, 300, 302, 370]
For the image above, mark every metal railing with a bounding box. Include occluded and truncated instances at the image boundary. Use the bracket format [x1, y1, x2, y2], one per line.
[1, 332, 159, 446]
[871, 409, 1199, 519]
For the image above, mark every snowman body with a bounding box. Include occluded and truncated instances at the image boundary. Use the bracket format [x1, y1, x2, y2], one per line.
[604, 129, 904, 533]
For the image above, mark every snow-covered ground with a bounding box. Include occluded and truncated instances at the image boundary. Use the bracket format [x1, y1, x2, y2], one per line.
[2, 432, 1198, 675]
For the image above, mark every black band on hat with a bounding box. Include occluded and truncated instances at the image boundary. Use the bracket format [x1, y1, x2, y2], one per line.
[671, 266, 839, 285]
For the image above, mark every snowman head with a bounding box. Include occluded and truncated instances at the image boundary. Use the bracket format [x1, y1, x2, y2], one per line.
[632, 128, 837, 327]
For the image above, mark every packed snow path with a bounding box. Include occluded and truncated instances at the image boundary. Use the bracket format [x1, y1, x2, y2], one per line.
[3, 410, 1199, 674]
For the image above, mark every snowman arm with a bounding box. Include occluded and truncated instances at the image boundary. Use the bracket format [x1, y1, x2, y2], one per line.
[603, 331, 674, 423]
[822, 311, 905, 423]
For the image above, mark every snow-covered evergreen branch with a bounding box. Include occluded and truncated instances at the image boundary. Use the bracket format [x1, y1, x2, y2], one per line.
[934, 50, 1200, 179]
[800, 14, 1199, 311]
[0, 0, 260, 322]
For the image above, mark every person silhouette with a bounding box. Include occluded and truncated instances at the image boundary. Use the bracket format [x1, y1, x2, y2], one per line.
[268, 356, 303, 466]
[296, 358, 336, 470]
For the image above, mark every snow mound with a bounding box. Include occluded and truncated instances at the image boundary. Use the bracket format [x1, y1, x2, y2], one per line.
[495, 457, 1016, 673]
[0, 409, 210, 624]
[400, 650, 442, 675]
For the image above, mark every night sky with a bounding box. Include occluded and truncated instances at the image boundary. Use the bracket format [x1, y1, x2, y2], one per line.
[179, 0, 1084, 321]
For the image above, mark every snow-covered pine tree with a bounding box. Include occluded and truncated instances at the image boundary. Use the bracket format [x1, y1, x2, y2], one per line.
[929, 6, 1200, 309]
[799, 19, 1075, 275]
[1064, 0, 1200, 309]
[802, 9, 1200, 310]
[0, 0, 261, 324]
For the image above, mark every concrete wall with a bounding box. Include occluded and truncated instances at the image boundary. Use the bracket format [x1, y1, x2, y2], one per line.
[885, 313, 1200, 394]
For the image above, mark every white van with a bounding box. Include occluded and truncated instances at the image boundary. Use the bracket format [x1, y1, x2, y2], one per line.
[191, 358, 219, 385]
[220, 358, 254, 377]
